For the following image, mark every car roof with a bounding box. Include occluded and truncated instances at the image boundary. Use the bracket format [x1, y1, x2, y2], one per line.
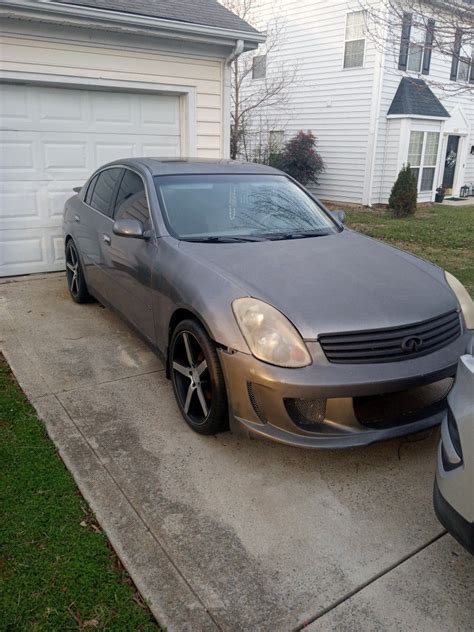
[104, 158, 282, 176]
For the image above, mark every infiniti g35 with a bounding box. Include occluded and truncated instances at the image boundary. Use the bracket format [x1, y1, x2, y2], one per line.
[63, 159, 474, 448]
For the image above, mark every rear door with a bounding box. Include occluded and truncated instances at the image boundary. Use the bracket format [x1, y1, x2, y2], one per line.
[108, 168, 156, 343]
[78, 167, 123, 301]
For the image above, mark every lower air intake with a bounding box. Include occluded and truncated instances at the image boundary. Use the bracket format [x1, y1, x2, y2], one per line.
[354, 377, 453, 429]
[285, 398, 327, 430]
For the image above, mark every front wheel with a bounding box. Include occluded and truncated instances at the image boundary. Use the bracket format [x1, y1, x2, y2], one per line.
[65, 239, 91, 304]
[170, 319, 228, 435]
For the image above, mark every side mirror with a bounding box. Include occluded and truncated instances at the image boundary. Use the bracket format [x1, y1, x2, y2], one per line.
[331, 210, 346, 225]
[113, 218, 149, 240]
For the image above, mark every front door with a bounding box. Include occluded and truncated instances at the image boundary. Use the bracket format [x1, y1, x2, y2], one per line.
[108, 168, 156, 343]
[442, 135, 460, 191]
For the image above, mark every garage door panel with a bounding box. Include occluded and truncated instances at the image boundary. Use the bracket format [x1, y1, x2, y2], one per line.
[0, 136, 36, 173]
[95, 142, 136, 165]
[0, 83, 181, 277]
[0, 180, 82, 230]
[0, 84, 33, 125]
[0, 227, 65, 274]
[142, 142, 180, 158]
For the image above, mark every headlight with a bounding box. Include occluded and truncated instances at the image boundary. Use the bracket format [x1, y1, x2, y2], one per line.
[232, 297, 311, 368]
[445, 271, 474, 329]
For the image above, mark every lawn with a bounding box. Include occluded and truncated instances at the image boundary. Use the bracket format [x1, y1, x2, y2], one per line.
[0, 358, 159, 631]
[344, 204, 474, 296]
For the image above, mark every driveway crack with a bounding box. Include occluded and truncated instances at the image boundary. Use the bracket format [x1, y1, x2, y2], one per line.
[294, 530, 447, 631]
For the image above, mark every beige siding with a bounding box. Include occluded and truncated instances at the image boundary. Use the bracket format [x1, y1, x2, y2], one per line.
[0, 22, 224, 158]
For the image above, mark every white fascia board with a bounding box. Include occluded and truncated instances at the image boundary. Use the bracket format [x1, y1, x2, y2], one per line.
[0, 0, 265, 51]
[386, 114, 450, 121]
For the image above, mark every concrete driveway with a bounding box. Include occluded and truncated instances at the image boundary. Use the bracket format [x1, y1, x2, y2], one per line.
[1, 273, 472, 631]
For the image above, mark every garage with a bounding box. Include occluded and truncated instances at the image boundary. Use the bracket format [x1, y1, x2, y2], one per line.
[0, 83, 181, 276]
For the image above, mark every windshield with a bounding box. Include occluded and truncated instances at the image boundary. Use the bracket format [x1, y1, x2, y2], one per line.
[154, 175, 339, 241]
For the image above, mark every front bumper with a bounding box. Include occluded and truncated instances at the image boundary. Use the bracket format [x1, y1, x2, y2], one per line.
[218, 333, 471, 448]
[434, 480, 474, 554]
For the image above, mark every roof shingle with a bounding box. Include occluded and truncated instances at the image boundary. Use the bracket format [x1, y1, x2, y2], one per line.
[52, 0, 259, 34]
[388, 78, 450, 118]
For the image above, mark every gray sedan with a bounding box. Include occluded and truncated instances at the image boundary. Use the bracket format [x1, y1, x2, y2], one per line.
[63, 159, 474, 448]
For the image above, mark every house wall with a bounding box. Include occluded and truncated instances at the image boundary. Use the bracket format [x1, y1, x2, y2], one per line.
[0, 19, 226, 158]
[242, 0, 379, 204]
[372, 5, 474, 204]
[245, 0, 473, 205]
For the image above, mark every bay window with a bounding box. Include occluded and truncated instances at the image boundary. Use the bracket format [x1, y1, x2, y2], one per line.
[407, 131, 440, 192]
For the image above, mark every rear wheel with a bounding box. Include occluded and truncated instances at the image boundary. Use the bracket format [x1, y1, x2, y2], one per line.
[65, 239, 90, 304]
[170, 319, 228, 435]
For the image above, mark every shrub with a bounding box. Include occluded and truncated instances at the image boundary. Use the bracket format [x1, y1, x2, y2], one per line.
[388, 165, 418, 217]
[274, 131, 325, 186]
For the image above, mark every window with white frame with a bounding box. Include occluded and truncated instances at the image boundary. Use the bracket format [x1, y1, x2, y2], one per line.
[343, 11, 366, 68]
[407, 131, 440, 192]
[407, 23, 427, 72]
[269, 130, 284, 153]
[457, 39, 472, 82]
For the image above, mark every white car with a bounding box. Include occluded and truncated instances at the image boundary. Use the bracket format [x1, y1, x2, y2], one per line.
[434, 347, 474, 554]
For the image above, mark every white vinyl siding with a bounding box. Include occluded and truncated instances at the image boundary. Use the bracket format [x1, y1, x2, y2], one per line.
[243, 0, 377, 205]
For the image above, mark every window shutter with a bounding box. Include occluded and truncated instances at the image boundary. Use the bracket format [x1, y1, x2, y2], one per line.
[398, 12, 412, 70]
[470, 56, 474, 84]
[450, 29, 462, 81]
[422, 19, 435, 75]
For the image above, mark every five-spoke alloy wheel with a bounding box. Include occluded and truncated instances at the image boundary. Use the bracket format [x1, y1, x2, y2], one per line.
[170, 319, 228, 435]
[65, 239, 90, 304]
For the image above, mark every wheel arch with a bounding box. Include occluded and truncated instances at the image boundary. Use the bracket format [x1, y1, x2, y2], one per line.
[166, 307, 216, 378]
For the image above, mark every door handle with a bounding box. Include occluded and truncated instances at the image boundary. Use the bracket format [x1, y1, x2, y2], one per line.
[102, 233, 111, 245]
[74, 215, 80, 223]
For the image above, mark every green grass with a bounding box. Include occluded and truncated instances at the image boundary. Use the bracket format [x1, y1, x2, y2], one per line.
[0, 358, 159, 631]
[344, 204, 474, 296]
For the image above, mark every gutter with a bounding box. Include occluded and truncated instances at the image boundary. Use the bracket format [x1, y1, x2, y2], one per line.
[1, 0, 265, 49]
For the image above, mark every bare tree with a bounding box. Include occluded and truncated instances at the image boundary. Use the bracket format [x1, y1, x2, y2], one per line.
[357, 0, 474, 94]
[220, 0, 298, 159]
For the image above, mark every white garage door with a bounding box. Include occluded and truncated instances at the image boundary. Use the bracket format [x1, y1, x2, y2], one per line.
[0, 83, 181, 277]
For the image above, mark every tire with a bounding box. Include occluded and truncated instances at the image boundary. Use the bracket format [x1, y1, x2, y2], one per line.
[169, 319, 228, 435]
[65, 239, 91, 304]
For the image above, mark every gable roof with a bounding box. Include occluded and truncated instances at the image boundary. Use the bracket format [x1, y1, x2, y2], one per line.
[52, 0, 259, 34]
[388, 78, 450, 118]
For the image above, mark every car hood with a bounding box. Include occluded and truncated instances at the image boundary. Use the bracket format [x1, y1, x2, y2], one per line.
[179, 230, 458, 339]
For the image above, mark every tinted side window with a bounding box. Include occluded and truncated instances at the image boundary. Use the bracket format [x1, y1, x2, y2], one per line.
[114, 169, 150, 224]
[84, 175, 98, 205]
[90, 168, 123, 217]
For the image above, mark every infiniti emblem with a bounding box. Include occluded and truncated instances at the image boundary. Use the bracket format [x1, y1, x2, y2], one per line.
[401, 336, 423, 353]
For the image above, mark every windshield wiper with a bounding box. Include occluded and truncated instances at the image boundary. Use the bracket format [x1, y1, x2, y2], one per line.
[266, 231, 328, 241]
[184, 236, 267, 243]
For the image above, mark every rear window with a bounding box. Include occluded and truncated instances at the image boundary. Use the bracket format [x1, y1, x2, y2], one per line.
[89, 168, 122, 217]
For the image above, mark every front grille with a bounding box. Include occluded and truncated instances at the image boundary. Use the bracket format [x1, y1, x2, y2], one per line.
[319, 310, 461, 364]
[354, 377, 453, 429]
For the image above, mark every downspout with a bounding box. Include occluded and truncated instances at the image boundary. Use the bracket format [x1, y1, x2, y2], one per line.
[223, 40, 245, 158]
[226, 39, 244, 65]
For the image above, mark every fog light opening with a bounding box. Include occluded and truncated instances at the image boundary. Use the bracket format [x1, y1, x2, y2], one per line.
[285, 398, 327, 431]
